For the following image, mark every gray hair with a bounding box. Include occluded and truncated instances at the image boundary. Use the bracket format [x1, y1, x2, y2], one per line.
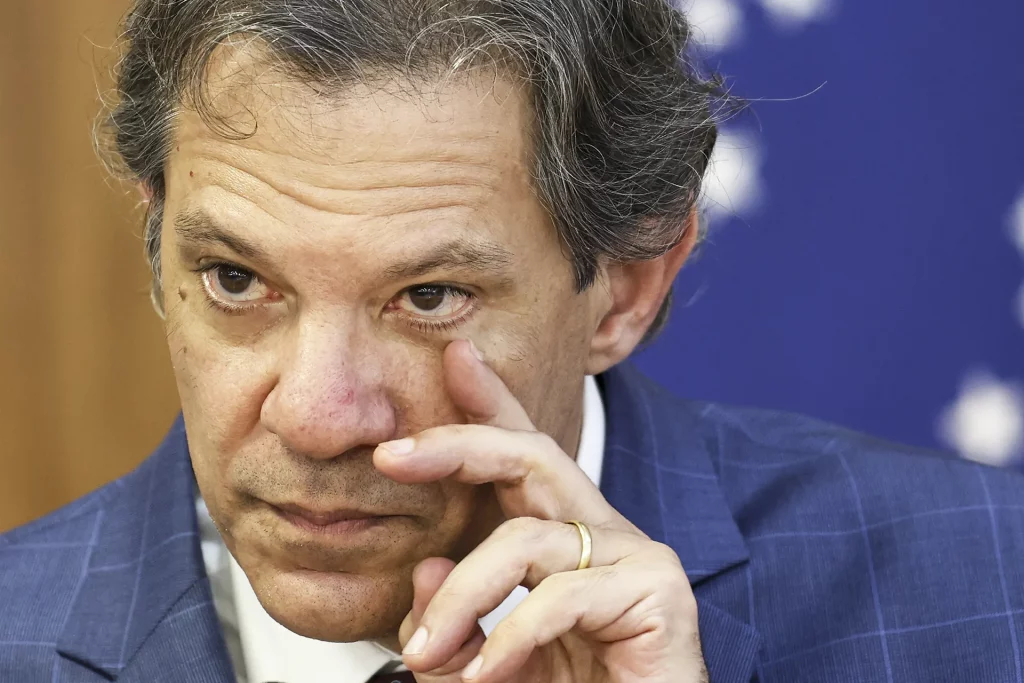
[103, 0, 733, 340]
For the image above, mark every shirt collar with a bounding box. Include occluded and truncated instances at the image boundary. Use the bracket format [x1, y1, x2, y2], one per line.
[206, 375, 604, 683]
[577, 372, 606, 488]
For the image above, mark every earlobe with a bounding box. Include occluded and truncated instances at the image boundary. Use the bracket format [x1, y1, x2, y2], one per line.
[584, 210, 700, 375]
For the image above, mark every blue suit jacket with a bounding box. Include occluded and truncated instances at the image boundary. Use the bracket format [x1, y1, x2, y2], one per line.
[3, 363, 1023, 682]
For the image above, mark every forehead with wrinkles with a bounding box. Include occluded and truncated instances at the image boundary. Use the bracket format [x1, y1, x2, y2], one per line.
[163, 41, 555, 281]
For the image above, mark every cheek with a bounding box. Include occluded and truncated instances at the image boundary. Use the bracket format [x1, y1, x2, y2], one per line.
[166, 307, 275, 476]
[486, 305, 590, 417]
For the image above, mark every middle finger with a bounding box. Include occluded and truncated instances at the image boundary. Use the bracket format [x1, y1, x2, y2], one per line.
[402, 517, 647, 673]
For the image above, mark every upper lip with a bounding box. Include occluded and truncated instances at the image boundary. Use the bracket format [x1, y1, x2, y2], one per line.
[273, 503, 384, 526]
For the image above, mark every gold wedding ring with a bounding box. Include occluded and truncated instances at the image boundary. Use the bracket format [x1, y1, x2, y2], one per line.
[566, 520, 593, 571]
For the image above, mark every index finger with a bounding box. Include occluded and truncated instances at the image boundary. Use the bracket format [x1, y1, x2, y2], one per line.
[442, 339, 536, 431]
[374, 424, 631, 529]
[375, 339, 634, 529]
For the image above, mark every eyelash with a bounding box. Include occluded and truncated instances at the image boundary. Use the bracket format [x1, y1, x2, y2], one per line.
[193, 262, 262, 317]
[191, 262, 477, 331]
[400, 285, 475, 334]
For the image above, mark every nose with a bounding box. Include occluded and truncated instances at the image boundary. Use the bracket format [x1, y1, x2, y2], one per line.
[260, 319, 396, 459]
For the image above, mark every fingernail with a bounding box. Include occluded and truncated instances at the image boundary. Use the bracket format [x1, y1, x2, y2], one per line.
[403, 626, 429, 655]
[462, 655, 484, 680]
[379, 437, 415, 456]
[468, 339, 484, 362]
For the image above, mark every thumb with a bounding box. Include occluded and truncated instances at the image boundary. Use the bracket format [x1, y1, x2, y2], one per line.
[400, 557, 486, 680]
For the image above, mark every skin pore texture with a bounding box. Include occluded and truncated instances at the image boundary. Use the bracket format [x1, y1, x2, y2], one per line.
[159, 43, 695, 647]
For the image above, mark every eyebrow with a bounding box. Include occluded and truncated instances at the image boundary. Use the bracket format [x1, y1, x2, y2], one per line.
[174, 208, 516, 282]
[380, 240, 516, 281]
[174, 209, 271, 265]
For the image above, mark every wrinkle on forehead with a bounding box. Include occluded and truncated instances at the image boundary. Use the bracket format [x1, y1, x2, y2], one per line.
[163, 40, 565, 297]
[176, 41, 533, 168]
[169, 46, 536, 222]
[181, 145, 504, 219]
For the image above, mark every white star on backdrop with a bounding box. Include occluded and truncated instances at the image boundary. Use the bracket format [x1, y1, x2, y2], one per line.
[684, 0, 1021, 469]
[684, 0, 836, 52]
[682, 0, 829, 222]
[701, 128, 764, 220]
[760, 0, 836, 28]
[1009, 188, 1024, 258]
[681, 0, 744, 52]
[1010, 188, 1024, 329]
[938, 372, 1024, 466]
[1017, 282, 1024, 331]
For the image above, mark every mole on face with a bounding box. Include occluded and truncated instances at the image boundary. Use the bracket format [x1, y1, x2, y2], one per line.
[178, 286, 188, 302]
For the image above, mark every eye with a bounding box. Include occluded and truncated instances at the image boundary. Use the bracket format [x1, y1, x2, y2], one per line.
[200, 264, 272, 307]
[393, 284, 473, 319]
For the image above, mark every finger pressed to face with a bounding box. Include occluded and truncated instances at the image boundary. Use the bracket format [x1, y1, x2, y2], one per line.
[374, 421, 628, 527]
[161, 42, 600, 642]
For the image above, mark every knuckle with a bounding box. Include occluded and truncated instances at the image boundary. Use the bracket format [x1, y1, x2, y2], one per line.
[530, 431, 561, 455]
[636, 605, 675, 636]
[495, 611, 528, 640]
[633, 544, 697, 621]
[495, 516, 545, 542]
[446, 423, 483, 439]
[409, 424, 444, 445]
[489, 613, 545, 660]
[649, 541, 684, 567]
[536, 566, 583, 596]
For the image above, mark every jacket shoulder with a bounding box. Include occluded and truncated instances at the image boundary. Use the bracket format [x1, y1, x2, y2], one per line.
[0, 467, 144, 652]
[692, 400, 1023, 527]
[1, 477, 125, 547]
[691, 401, 1024, 680]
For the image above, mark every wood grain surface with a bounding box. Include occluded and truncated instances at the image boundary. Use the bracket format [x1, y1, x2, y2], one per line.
[0, 0, 180, 531]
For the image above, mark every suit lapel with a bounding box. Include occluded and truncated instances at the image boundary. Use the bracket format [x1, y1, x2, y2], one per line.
[599, 363, 762, 682]
[56, 416, 233, 681]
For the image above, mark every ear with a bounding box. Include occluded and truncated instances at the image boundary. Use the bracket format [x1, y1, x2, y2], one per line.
[585, 209, 699, 375]
[134, 182, 167, 319]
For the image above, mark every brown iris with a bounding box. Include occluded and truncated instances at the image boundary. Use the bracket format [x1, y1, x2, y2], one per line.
[218, 267, 254, 295]
[407, 285, 446, 311]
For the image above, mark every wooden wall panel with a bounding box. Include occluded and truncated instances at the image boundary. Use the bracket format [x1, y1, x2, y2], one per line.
[0, 0, 181, 531]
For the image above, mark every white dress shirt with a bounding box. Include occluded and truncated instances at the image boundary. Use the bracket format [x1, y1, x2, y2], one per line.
[197, 375, 606, 683]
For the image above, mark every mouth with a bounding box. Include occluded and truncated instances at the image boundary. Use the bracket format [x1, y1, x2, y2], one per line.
[271, 503, 397, 535]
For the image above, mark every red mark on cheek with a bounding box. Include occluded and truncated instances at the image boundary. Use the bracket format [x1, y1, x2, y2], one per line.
[189, 170, 194, 178]
[338, 389, 355, 406]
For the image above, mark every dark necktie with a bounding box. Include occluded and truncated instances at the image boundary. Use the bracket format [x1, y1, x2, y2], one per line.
[368, 672, 416, 683]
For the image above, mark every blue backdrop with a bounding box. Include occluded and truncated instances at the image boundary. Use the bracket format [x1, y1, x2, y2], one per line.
[635, 0, 1024, 466]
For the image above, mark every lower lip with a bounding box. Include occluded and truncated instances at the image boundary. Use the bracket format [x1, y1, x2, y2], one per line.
[274, 509, 392, 535]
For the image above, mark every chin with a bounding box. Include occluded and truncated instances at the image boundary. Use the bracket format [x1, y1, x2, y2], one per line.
[257, 565, 413, 642]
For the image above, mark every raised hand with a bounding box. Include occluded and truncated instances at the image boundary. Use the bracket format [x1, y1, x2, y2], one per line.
[373, 340, 708, 683]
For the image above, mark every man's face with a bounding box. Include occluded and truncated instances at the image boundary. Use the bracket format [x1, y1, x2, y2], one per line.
[160, 50, 601, 642]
